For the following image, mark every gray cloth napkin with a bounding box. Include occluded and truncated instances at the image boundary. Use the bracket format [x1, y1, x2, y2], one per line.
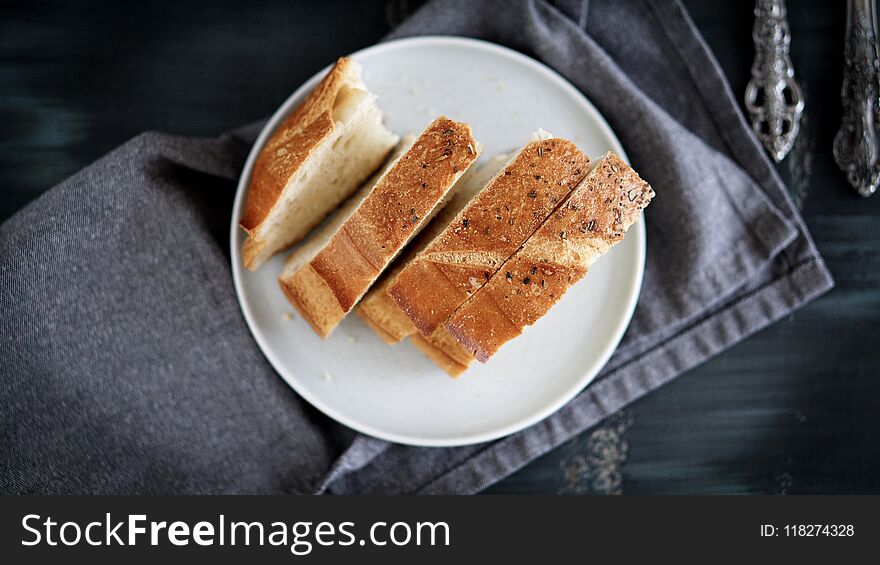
[0, 0, 832, 494]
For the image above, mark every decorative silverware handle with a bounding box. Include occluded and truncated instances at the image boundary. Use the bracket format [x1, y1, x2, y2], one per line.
[834, 0, 880, 197]
[745, 0, 805, 162]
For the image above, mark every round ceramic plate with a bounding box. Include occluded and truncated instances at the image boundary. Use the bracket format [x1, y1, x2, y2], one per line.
[231, 36, 645, 447]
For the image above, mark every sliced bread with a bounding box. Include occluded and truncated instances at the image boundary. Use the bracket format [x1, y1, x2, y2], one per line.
[445, 152, 655, 362]
[410, 328, 476, 378]
[388, 133, 591, 337]
[355, 154, 510, 344]
[240, 57, 398, 270]
[279, 116, 481, 338]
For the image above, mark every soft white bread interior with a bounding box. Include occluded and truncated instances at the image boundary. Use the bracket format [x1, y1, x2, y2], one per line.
[240, 57, 399, 270]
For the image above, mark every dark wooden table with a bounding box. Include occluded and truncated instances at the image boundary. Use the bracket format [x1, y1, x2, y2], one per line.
[2, 0, 877, 494]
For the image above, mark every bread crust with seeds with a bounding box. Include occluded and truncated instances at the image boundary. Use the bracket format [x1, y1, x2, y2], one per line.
[388, 138, 590, 337]
[445, 152, 654, 362]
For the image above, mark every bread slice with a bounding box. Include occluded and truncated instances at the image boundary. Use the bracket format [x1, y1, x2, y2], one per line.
[445, 152, 655, 362]
[275, 135, 414, 337]
[279, 117, 481, 338]
[278, 134, 414, 339]
[240, 57, 399, 270]
[355, 154, 510, 344]
[410, 328, 476, 378]
[388, 134, 590, 337]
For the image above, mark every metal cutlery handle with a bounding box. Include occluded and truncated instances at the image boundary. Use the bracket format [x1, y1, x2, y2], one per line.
[834, 0, 880, 197]
[745, 0, 805, 162]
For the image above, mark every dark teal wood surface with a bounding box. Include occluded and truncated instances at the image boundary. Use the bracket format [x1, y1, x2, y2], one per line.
[1, 0, 877, 493]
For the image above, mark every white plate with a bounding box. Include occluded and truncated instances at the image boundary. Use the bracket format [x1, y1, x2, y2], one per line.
[230, 36, 645, 447]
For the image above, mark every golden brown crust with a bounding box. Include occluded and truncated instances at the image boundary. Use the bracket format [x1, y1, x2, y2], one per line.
[355, 308, 400, 344]
[445, 153, 655, 362]
[410, 334, 471, 378]
[355, 274, 416, 344]
[355, 166, 485, 344]
[241, 112, 334, 235]
[279, 265, 346, 339]
[240, 57, 354, 234]
[388, 138, 590, 337]
[281, 117, 479, 338]
[425, 327, 475, 367]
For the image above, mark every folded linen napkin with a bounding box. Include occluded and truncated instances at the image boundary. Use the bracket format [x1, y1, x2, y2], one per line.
[0, 0, 832, 494]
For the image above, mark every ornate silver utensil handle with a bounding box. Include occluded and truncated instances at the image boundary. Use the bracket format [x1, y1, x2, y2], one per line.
[745, 0, 805, 163]
[834, 0, 880, 197]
